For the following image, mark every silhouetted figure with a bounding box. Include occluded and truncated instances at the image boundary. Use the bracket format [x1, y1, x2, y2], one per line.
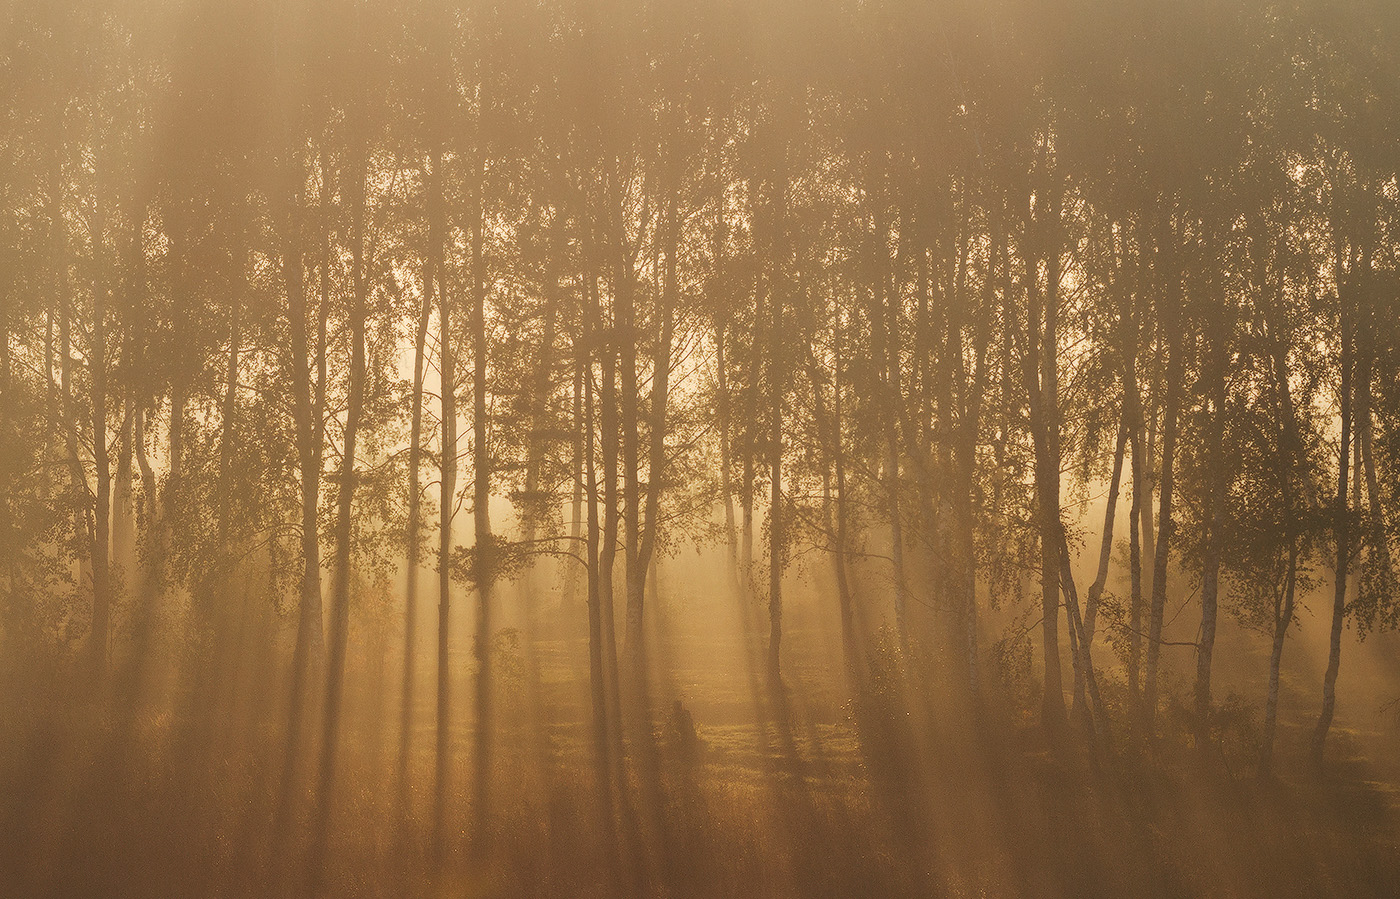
[671, 699, 701, 762]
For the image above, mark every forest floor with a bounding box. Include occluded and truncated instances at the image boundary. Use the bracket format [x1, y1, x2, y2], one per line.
[0, 621, 1397, 899]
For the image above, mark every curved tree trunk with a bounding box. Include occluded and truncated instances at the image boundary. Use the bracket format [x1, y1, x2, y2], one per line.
[1311, 278, 1354, 770]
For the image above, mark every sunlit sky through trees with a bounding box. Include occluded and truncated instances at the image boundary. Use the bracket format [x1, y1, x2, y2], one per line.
[2, 1, 1400, 897]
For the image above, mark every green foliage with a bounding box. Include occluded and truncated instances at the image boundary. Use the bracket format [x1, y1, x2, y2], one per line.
[448, 533, 529, 591]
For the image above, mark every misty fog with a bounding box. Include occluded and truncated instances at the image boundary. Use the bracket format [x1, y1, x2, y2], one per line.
[1, 1, 1399, 897]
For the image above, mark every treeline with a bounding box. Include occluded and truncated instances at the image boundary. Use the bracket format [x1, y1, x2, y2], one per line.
[2, 0, 1399, 871]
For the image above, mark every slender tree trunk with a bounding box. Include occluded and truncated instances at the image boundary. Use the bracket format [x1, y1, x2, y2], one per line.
[469, 157, 494, 855]
[217, 275, 242, 553]
[1086, 424, 1127, 646]
[397, 230, 433, 822]
[1194, 333, 1228, 755]
[55, 156, 93, 629]
[1142, 336, 1161, 597]
[1020, 189, 1066, 733]
[0, 294, 7, 437]
[713, 203, 741, 592]
[1258, 273, 1304, 773]
[564, 364, 583, 610]
[89, 191, 111, 683]
[1357, 317, 1394, 617]
[810, 307, 859, 682]
[0, 298, 10, 635]
[520, 229, 561, 615]
[1067, 421, 1124, 718]
[581, 343, 615, 847]
[740, 280, 761, 599]
[309, 136, 369, 892]
[205, 242, 244, 671]
[590, 270, 625, 770]
[1122, 297, 1147, 718]
[767, 172, 788, 685]
[431, 148, 456, 866]
[1144, 260, 1183, 732]
[768, 320, 783, 682]
[113, 396, 135, 581]
[274, 146, 325, 860]
[1311, 282, 1354, 769]
[168, 381, 184, 517]
[616, 204, 644, 672]
[877, 217, 908, 650]
[716, 321, 741, 593]
[134, 404, 158, 584]
[832, 314, 858, 681]
[112, 209, 141, 595]
[586, 271, 635, 885]
[926, 222, 957, 637]
[630, 187, 677, 689]
[183, 227, 246, 737]
[1261, 544, 1298, 775]
[953, 219, 994, 694]
[44, 294, 56, 507]
[1057, 528, 1109, 745]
